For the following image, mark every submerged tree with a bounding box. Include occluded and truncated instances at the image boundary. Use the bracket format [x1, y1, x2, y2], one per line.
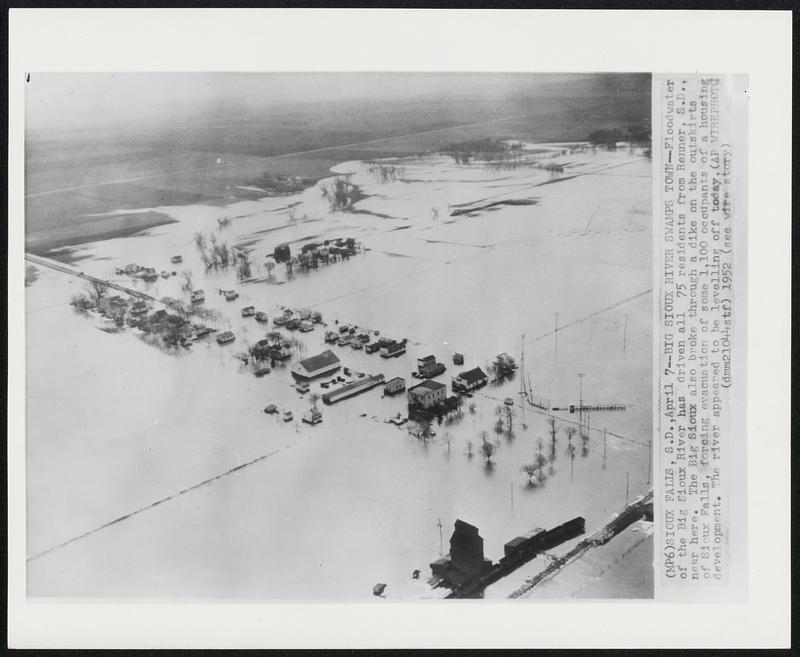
[86, 280, 108, 307]
[581, 431, 590, 457]
[192, 305, 224, 329]
[480, 439, 495, 465]
[443, 431, 452, 456]
[265, 259, 275, 280]
[504, 404, 515, 439]
[70, 292, 94, 311]
[523, 438, 549, 486]
[494, 405, 505, 435]
[522, 462, 539, 486]
[547, 416, 558, 458]
[237, 251, 252, 281]
[327, 176, 359, 212]
[569, 443, 576, 481]
[564, 426, 578, 454]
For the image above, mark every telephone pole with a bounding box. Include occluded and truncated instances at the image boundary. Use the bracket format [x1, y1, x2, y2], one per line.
[623, 313, 629, 353]
[554, 312, 559, 360]
[625, 471, 630, 506]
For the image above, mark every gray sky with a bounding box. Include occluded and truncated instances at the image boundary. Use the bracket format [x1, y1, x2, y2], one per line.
[26, 72, 602, 134]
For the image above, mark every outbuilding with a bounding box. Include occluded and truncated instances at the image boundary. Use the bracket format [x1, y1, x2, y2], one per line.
[452, 366, 488, 392]
[384, 376, 406, 396]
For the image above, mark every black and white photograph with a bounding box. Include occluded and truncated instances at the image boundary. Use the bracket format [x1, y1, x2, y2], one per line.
[24, 71, 654, 600]
[7, 8, 791, 650]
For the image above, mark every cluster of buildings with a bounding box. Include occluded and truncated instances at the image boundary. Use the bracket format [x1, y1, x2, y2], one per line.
[285, 344, 493, 421]
[405, 357, 489, 421]
[79, 291, 216, 348]
[114, 262, 174, 282]
[272, 236, 359, 269]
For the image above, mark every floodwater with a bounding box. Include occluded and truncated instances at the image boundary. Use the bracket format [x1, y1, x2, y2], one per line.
[26, 144, 653, 599]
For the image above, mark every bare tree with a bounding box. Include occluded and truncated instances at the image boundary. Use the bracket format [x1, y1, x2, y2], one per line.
[199, 249, 214, 270]
[192, 305, 224, 329]
[522, 439, 548, 486]
[211, 237, 231, 268]
[265, 259, 275, 280]
[547, 416, 558, 460]
[309, 393, 321, 411]
[564, 426, 578, 454]
[86, 280, 108, 307]
[535, 438, 548, 484]
[237, 252, 252, 281]
[504, 404, 514, 438]
[181, 270, 194, 292]
[480, 438, 495, 464]
[494, 405, 505, 435]
[327, 177, 357, 212]
[569, 443, 576, 480]
[70, 292, 93, 311]
[522, 463, 539, 485]
[265, 331, 283, 343]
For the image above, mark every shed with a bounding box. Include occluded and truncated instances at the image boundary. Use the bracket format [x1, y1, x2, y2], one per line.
[384, 376, 406, 396]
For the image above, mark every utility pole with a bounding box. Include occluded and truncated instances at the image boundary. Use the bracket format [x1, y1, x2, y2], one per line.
[519, 333, 527, 420]
[623, 313, 629, 353]
[510, 482, 514, 516]
[554, 312, 559, 360]
[437, 518, 443, 556]
[625, 471, 630, 506]
[603, 427, 607, 468]
[578, 373, 585, 428]
[647, 438, 652, 485]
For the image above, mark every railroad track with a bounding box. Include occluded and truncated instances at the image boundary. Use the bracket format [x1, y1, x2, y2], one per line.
[508, 490, 653, 598]
[25, 253, 162, 303]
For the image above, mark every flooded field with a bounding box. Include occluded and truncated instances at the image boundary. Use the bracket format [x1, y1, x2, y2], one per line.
[26, 143, 653, 599]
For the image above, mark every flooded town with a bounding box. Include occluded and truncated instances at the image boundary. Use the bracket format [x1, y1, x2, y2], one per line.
[24, 73, 654, 600]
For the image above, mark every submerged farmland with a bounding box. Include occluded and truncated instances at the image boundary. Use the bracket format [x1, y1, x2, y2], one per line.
[26, 142, 653, 599]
